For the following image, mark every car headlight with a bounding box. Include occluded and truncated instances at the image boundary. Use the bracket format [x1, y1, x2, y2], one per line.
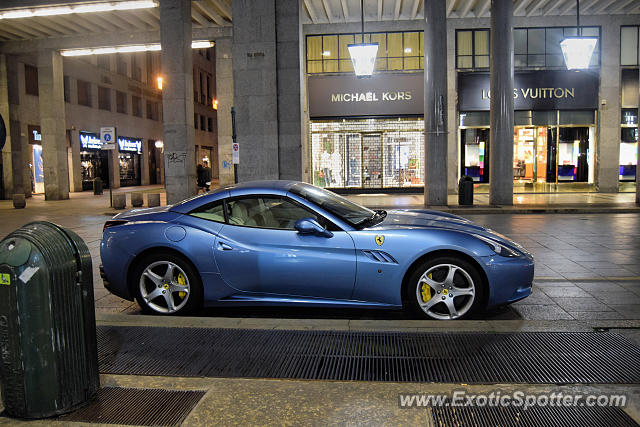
[473, 234, 521, 258]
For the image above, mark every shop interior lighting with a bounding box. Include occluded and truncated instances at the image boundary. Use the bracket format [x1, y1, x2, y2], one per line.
[0, 1, 157, 19]
[348, 0, 378, 77]
[154, 140, 163, 148]
[61, 40, 214, 56]
[560, 0, 597, 70]
[156, 76, 163, 90]
[212, 99, 219, 110]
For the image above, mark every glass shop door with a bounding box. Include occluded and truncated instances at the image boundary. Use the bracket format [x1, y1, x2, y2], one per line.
[361, 133, 382, 188]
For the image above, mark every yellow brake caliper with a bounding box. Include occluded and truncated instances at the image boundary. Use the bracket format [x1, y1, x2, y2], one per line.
[421, 272, 433, 302]
[177, 273, 187, 299]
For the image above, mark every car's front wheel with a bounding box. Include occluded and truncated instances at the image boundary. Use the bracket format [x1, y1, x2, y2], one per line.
[406, 256, 485, 320]
[132, 251, 203, 315]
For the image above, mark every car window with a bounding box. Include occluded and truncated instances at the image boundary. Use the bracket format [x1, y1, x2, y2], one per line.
[189, 200, 225, 223]
[227, 196, 323, 230]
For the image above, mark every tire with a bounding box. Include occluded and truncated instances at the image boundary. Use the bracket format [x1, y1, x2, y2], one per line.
[405, 256, 485, 320]
[132, 251, 203, 315]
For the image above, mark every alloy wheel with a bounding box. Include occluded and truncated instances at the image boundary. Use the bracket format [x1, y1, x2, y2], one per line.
[415, 263, 476, 320]
[139, 261, 191, 314]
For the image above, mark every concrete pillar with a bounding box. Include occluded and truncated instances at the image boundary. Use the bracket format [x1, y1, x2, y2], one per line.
[446, 19, 458, 196]
[0, 55, 13, 199]
[598, 20, 621, 193]
[215, 38, 235, 186]
[68, 129, 82, 192]
[423, 0, 448, 206]
[38, 50, 69, 200]
[275, 0, 303, 181]
[232, 0, 302, 182]
[489, 0, 514, 206]
[141, 140, 150, 186]
[637, 50, 640, 205]
[159, 0, 196, 203]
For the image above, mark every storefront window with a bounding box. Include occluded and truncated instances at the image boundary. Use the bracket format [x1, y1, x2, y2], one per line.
[306, 31, 424, 74]
[310, 118, 424, 189]
[119, 152, 141, 187]
[620, 108, 638, 182]
[457, 26, 600, 70]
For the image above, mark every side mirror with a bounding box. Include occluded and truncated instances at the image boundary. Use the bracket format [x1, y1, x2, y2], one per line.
[294, 218, 333, 238]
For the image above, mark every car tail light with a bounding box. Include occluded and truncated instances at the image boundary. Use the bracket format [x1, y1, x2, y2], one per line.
[103, 220, 128, 233]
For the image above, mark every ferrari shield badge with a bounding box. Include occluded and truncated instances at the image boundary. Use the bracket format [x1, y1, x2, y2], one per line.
[375, 235, 385, 246]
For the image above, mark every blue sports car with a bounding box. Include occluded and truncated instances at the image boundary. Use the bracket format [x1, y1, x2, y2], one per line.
[100, 181, 533, 320]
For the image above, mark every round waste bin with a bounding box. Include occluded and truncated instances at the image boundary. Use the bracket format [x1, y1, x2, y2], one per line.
[0, 221, 99, 418]
[93, 177, 103, 195]
[458, 175, 474, 206]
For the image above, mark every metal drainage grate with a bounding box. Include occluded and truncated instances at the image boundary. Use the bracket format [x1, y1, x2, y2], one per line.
[58, 387, 206, 426]
[97, 326, 640, 384]
[429, 402, 639, 427]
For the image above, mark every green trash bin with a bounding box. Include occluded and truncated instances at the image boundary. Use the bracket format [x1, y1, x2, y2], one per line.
[0, 221, 99, 418]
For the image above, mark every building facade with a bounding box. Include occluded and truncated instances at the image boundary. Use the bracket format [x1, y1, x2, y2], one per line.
[301, 15, 639, 195]
[0, 47, 217, 199]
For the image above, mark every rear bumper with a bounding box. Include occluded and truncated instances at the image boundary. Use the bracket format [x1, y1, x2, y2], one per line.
[100, 264, 134, 301]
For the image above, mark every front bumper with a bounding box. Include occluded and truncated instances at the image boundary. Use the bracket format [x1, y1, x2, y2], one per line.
[482, 255, 534, 308]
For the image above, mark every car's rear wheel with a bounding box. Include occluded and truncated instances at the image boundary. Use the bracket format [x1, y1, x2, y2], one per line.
[132, 251, 203, 315]
[406, 256, 485, 320]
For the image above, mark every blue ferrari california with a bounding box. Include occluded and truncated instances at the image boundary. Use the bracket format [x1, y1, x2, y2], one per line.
[100, 181, 533, 319]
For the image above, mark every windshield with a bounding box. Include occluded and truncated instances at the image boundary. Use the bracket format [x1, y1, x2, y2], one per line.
[290, 183, 376, 227]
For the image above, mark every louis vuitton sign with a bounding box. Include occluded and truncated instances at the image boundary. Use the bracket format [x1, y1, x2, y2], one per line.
[308, 73, 424, 118]
[458, 70, 599, 111]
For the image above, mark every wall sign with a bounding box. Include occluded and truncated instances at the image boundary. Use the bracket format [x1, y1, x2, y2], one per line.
[458, 70, 599, 111]
[79, 131, 102, 150]
[118, 136, 142, 153]
[308, 73, 424, 118]
[28, 125, 41, 144]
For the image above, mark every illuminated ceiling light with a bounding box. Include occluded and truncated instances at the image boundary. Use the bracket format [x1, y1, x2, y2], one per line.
[404, 47, 412, 53]
[0, 1, 157, 20]
[560, 0, 597, 70]
[322, 50, 331, 56]
[349, 0, 378, 77]
[60, 40, 214, 56]
[154, 140, 163, 148]
[191, 40, 214, 49]
[157, 76, 163, 90]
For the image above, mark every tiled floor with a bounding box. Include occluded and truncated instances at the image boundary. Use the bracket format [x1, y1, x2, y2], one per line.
[1, 188, 639, 320]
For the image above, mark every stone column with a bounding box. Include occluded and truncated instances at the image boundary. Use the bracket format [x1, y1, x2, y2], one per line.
[275, 0, 303, 181]
[489, 0, 514, 206]
[637, 45, 640, 205]
[215, 38, 235, 186]
[599, 20, 621, 193]
[232, 0, 302, 182]
[68, 129, 82, 192]
[38, 50, 69, 200]
[159, 0, 196, 203]
[0, 55, 13, 199]
[423, 0, 448, 206]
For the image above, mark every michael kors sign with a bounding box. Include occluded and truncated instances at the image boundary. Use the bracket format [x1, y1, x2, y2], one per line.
[308, 73, 423, 118]
[458, 70, 599, 111]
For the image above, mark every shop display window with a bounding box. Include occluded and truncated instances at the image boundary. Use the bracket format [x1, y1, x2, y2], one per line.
[460, 128, 489, 182]
[310, 118, 424, 189]
[620, 127, 638, 181]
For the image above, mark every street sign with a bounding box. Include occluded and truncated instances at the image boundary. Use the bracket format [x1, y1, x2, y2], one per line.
[232, 142, 239, 164]
[100, 127, 116, 150]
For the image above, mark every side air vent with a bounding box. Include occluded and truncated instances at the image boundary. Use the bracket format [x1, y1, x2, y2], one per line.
[362, 250, 398, 264]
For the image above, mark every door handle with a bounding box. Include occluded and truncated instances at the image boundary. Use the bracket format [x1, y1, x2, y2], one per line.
[218, 242, 233, 251]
